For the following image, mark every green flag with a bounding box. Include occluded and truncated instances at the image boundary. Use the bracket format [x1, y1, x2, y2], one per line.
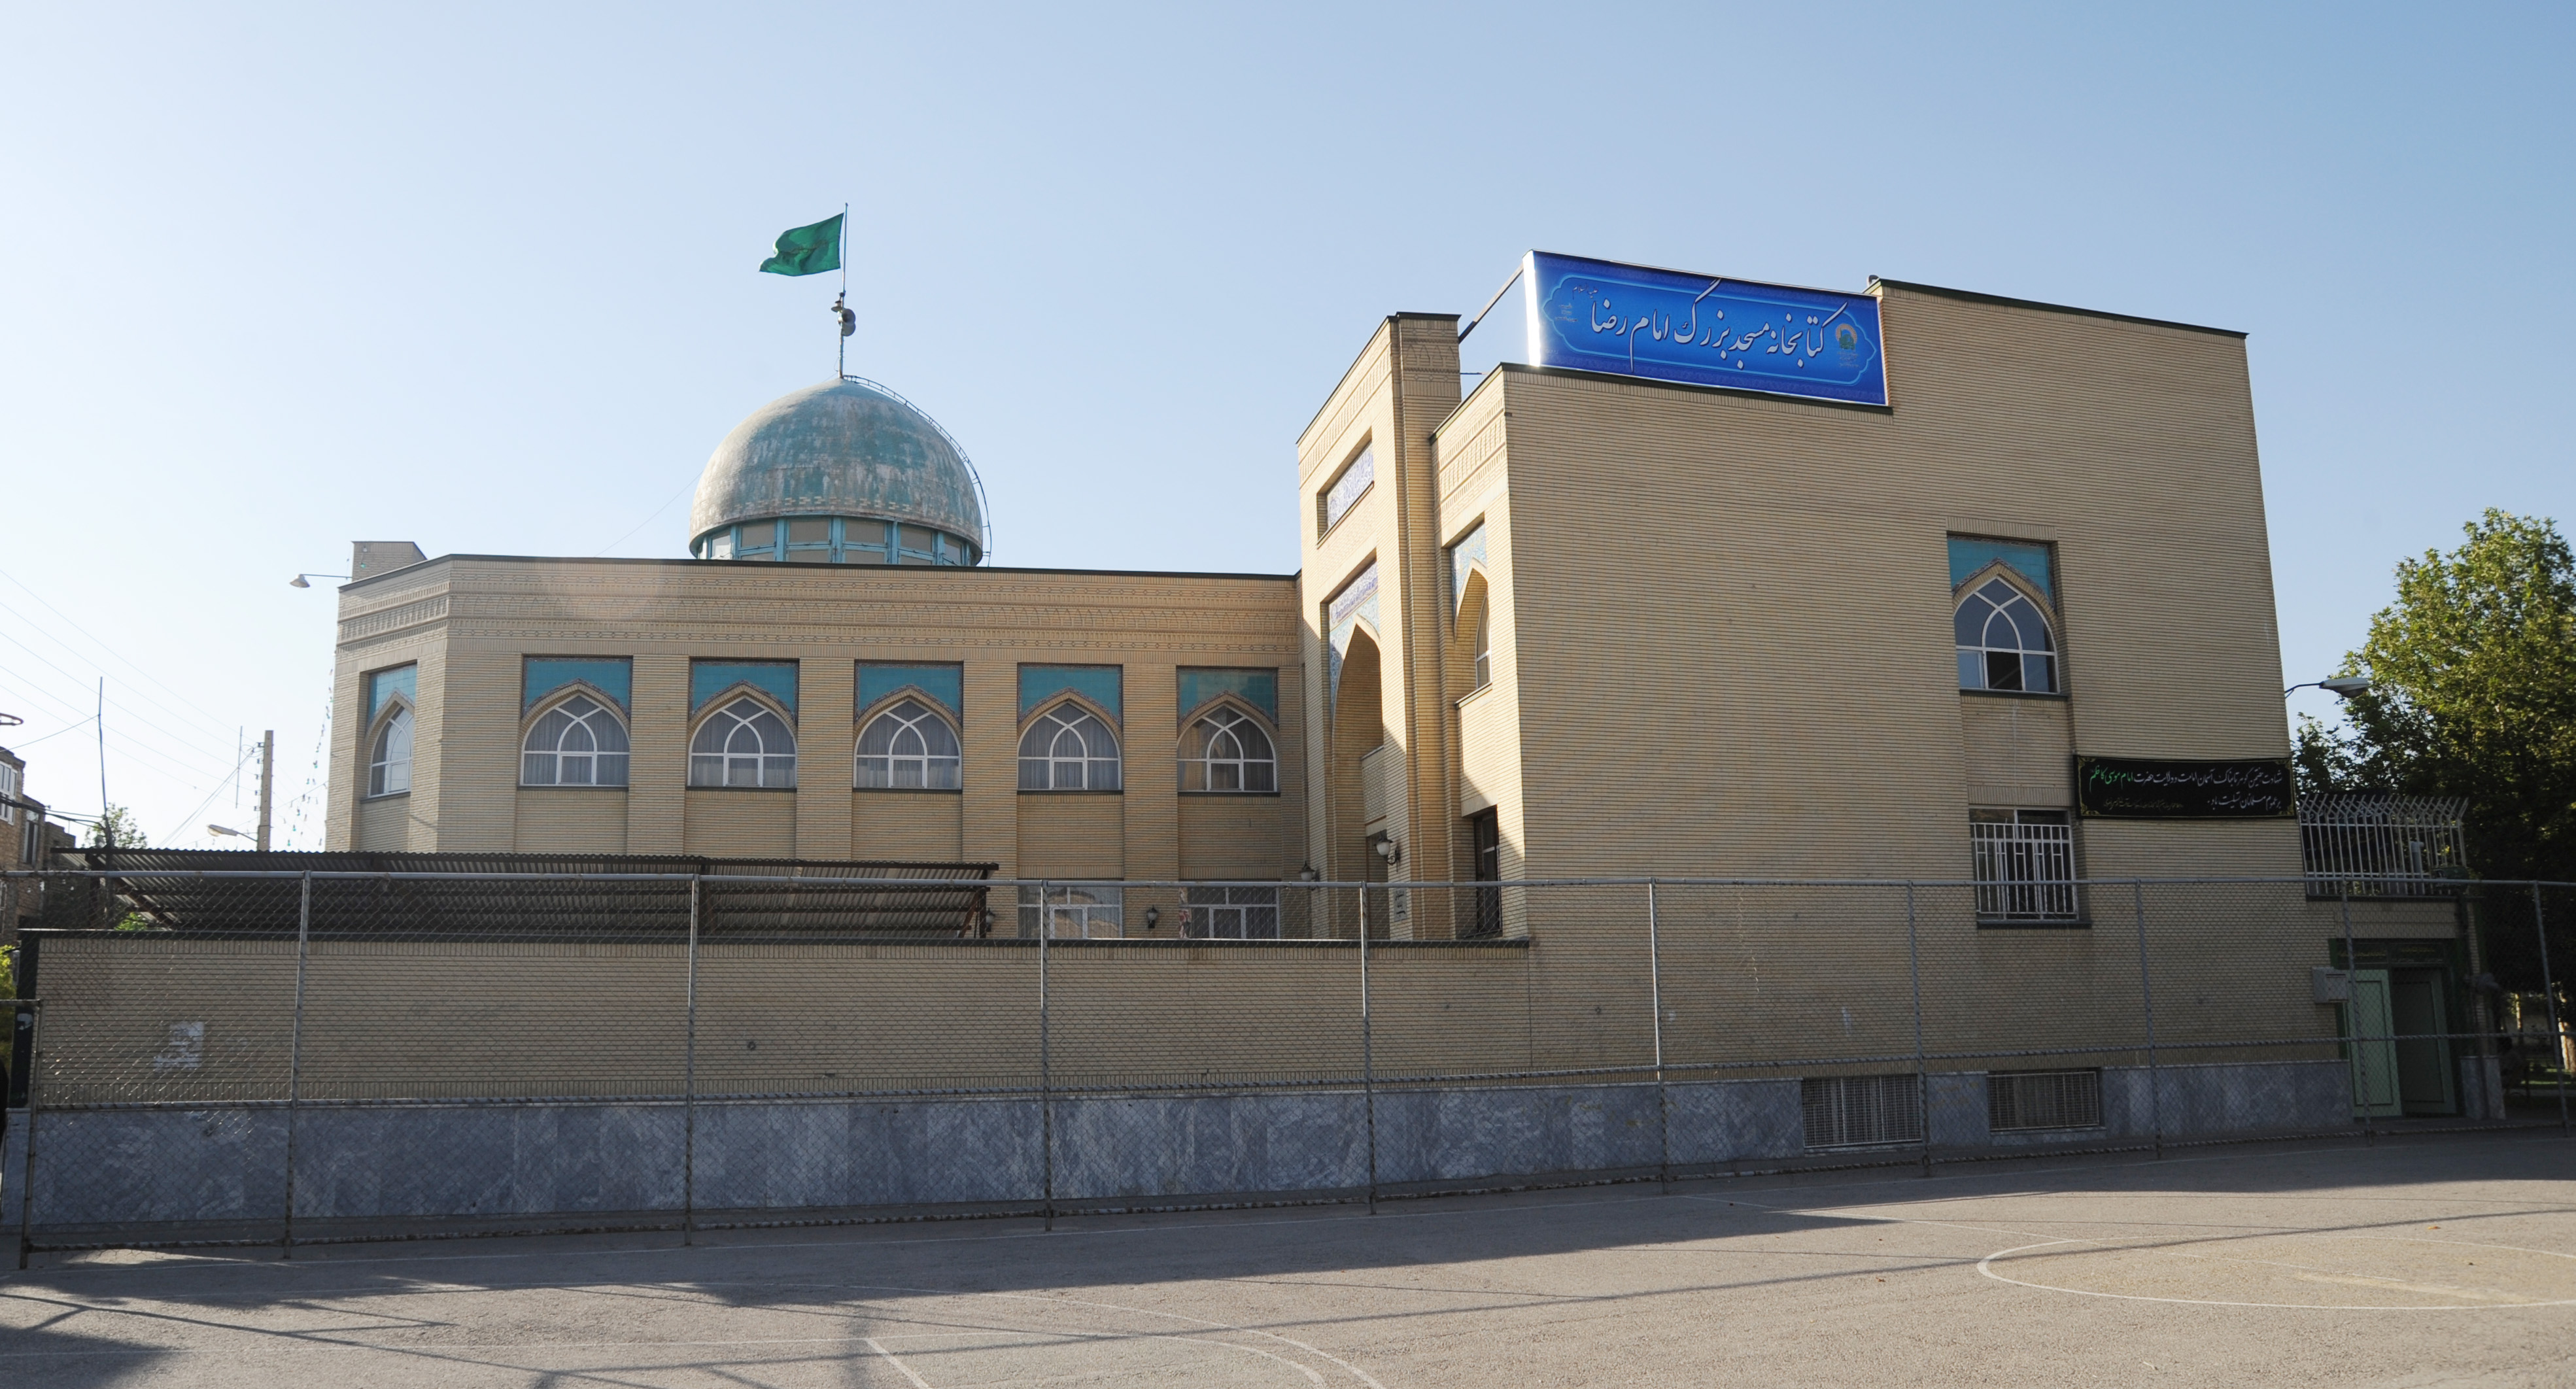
[759, 213, 843, 277]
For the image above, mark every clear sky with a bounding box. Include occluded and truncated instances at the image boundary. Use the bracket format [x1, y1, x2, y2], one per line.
[2, 3, 2567, 849]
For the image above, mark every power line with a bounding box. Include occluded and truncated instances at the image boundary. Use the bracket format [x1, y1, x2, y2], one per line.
[0, 636, 238, 778]
[0, 565, 243, 745]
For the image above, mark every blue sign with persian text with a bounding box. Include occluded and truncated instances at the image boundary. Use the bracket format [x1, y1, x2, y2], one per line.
[1524, 251, 1887, 407]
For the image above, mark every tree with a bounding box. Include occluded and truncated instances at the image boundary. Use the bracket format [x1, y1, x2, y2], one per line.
[2296, 509, 2576, 883]
[82, 803, 148, 850]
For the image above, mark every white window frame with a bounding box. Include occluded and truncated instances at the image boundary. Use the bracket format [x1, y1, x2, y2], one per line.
[1017, 884, 1124, 938]
[1972, 808, 2078, 921]
[1180, 705, 1276, 793]
[1018, 702, 1122, 791]
[1182, 885, 1280, 940]
[0, 762, 18, 823]
[366, 704, 413, 798]
[521, 693, 630, 787]
[688, 695, 798, 789]
[856, 698, 962, 789]
[1955, 575, 2059, 694]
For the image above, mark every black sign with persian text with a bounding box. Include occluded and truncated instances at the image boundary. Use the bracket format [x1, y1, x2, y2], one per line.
[2073, 756, 2297, 819]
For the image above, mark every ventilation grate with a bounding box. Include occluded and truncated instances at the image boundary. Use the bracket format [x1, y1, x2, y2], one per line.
[1987, 1069, 2103, 1132]
[1801, 1074, 1923, 1150]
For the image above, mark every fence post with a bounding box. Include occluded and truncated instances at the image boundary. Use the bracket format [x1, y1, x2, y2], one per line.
[1906, 882, 1930, 1177]
[2533, 884, 2569, 1134]
[1038, 883, 1054, 1231]
[1360, 882, 1377, 1214]
[13, 999, 39, 1271]
[682, 875, 699, 1245]
[2343, 882, 2372, 1146]
[2133, 880, 2162, 1161]
[1647, 879, 1670, 1193]
[281, 870, 311, 1258]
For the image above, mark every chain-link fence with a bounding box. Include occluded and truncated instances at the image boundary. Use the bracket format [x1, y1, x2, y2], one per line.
[4, 870, 2569, 1263]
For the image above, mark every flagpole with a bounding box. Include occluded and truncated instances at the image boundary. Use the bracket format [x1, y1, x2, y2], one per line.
[837, 203, 849, 379]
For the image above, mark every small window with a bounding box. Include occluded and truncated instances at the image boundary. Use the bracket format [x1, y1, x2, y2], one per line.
[1988, 1069, 2103, 1131]
[367, 707, 413, 798]
[1957, 577, 2057, 693]
[1318, 444, 1375, 535]
[1972, 809, 2077, 921]
[1017, 884, 1123, 938]
[1018, 703, 1122, 791]
[1802, 1074, 1923, 1150]
[1182, 885, 1279, 939]
[689, 696, 797, 788]
[857, 698, 961, 789]
[522, 694, 630, 786]
[1472, 598, 1490, 690]
[1180, 706, 1275, 792]
[1466, 808, 1501, 938]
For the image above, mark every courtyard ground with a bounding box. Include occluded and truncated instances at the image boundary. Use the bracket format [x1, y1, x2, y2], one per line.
[3, 1129, 2570, 1386]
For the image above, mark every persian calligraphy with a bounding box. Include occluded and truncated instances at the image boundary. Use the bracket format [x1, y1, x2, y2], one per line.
[1528, 251, 1887, 407]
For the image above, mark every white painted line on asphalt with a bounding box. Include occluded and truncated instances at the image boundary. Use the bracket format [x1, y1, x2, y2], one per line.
[863, 1336, 936, 1388]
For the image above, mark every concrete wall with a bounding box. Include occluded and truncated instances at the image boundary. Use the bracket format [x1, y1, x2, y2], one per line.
[0, 1060, 2359, 1236]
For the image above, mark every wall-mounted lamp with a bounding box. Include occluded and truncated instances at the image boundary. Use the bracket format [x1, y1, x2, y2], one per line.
[1374, 838, 1401, 864]
[1144, 905, 1160, 930]
[980, 908, 995, 936]
[288, 573, 350, 589]
[1296, 865, 1318, 882]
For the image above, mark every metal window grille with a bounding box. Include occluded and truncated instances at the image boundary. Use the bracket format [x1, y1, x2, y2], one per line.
[1987, 1069, 2103, 1131]
[2299, 795, 2468, 897]
[1802, 1074, 1923, 1150]
[1971, 814, 2076, 921]
[1016, 884, 1124, 938]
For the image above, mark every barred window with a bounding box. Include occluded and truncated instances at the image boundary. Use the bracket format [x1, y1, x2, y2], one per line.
[689, 697, 797, 788]
[1972, 809, 2077, 921]
[857, 698, 961, 789]
[1956, 578, 2057, 693]
[1182, 885, 1280, 940]
[1180, 706, 1275, 792]
[1018, 704, 1121, 791]
[367, 707, 413, 798]
[521, 694, 630, 787]
[1018, 884, 1124, 938]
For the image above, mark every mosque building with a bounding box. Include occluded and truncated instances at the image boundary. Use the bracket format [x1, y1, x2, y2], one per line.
[325, 251, 2315, 940]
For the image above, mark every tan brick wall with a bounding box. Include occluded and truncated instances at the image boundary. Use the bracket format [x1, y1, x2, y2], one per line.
[1017, 793, 1124, 879]
[327, 561, 1303, 881]
[853, 791, 964, 860]
[513, 787, 628, 853]
[1178, 795, 1284, 880]
[683, 789, 795, 857]
[1961, 697, 2074, 810]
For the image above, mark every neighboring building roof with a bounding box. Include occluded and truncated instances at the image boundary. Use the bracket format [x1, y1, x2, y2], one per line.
[689, 377, 988, 553]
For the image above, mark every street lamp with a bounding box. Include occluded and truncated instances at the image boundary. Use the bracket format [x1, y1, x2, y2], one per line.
[2285, 676, 2372, 698]
[288, 573, 349, 589]
[208, 825, 249, 840]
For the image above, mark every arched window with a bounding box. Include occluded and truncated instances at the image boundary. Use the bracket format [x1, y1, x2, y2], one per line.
[857, 698, 961, 789]
[367, 706, 413, 797]
[1018, 703, 1121, 791]
[1180, 706, 1275, 792]
[1955, 577, 2057, 693]
[522, 694, 630, 786]
[1472, 596, 1490, 690]
[689, 696, 797, 787]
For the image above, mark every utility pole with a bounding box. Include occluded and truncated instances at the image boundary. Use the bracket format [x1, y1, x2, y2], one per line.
[256, 730, 275, 853]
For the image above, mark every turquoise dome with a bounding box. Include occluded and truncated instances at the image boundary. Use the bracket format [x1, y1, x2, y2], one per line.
[689, 377, 986, 564]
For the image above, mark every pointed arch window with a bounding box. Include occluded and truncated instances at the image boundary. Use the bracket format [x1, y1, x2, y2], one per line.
[367, 706, 413, 798]
[1180, 706, 1275, 792]
[1018, 703, 1121, 791]
[857, 698, 961, 789]
[689, 696, 797, 787]
[1955, 577, 2058, 693]
[522, 693, 630, 786]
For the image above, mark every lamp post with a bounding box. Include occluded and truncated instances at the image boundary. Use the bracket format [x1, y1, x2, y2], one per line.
[2285, 676, 2372, 698]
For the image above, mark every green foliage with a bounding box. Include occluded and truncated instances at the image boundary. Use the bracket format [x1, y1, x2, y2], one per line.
[82, 803, 147, 849]
[2299, 509, 2576, 882]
